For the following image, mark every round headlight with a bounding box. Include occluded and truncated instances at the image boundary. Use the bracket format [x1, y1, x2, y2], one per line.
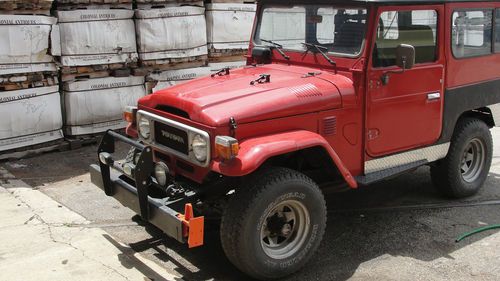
[138, 116, 150, 139]
[192, 134, 207, 162]
[154, 162, 169, 186]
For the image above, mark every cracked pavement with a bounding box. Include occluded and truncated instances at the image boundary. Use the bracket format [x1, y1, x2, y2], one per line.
[0, 128, 499, 280]
[0, 171, 179, 281]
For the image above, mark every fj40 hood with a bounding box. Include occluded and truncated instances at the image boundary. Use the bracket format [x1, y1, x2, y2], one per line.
[139, 64, 353, 127]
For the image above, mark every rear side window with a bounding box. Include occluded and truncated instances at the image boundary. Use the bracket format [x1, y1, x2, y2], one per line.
[452, 10, 493, 58]
[373, 10, 438, 67]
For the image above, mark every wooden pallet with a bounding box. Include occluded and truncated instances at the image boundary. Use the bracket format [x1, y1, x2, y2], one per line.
[0, 0, 53, 11]
[136, 55, 208, 73]
[55, 2, 131, 10]
[208, 54, 246, 63]
[136, 1, 203, 9]
[60, 62, 137, 82]
[0, 73, 58, 91]
[0, 139, 67, 161]
[204, 0, 254, 3]
[208, 48, 248, 58]
[64, 129, 124, 150]
[56, 0, 131, 4]
[0, 9, 51, 15]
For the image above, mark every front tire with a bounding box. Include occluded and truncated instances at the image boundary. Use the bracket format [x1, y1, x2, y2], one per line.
[220, 167, 326, 280]
[431, 118, 493, 198]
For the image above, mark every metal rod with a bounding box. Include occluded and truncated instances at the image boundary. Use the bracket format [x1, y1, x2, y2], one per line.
[107, 130, 147, 150]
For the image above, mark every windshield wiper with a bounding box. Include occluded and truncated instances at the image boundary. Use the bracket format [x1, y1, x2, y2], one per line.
[301, 42, 337, 71]
[260, 39, 290, 61]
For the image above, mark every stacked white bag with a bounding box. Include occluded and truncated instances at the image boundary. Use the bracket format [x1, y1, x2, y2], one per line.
[0, 15, 59, 75]
[62, 76, 146, 136]
[56, 8, 138, 67]
[0, 86, 63, 152]
[135, 5, 208, 64]
[205, 3, 255, 73]
[0, 12, 63, 152]
[205, 3, 256, 54]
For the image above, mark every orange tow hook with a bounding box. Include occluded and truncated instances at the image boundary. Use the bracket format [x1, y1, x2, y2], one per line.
[177, 203, 204, 248]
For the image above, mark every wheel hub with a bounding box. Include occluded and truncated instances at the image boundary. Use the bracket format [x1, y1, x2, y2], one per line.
[260, 200, 310, 259]
[460, 138, 486, 183]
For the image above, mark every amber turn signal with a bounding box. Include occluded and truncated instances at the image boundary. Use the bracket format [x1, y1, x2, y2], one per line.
[123, 106, 138, 123]
[215, 136, 239, 160]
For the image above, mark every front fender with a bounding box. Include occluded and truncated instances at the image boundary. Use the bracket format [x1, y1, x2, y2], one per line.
[210, 130, 357, 188]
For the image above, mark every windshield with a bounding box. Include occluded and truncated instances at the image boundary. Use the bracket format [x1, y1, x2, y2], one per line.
[255, 5, 367, 57]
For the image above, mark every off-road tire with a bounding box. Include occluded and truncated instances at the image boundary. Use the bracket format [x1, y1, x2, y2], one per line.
[431, 118, 493, 198]
[220, 167, 327, 280]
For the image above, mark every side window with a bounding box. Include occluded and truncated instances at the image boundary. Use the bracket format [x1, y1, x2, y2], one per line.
[373, 10, 438, 67]
[452, 10, 492, 58]
[495, 9, 500, 52]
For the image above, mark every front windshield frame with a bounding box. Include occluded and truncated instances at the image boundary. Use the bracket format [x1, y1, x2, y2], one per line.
[253, 4, 369, 59]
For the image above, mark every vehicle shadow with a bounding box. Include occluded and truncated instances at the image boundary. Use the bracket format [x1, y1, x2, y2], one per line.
[120, 168, 500, 281]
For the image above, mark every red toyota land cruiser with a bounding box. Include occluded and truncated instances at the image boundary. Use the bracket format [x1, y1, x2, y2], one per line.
[90, 0, 500, 279]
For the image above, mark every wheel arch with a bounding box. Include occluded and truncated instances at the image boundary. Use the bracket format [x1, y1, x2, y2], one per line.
[210, 130, 357, 188]
[261, 146, 348, 188]
[462, 107, 496, 128]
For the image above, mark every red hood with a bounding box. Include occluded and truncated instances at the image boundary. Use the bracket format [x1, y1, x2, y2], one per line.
[139, 64, 353, 127]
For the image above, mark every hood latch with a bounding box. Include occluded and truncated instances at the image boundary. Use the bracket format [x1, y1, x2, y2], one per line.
[229, 117, 237, 137]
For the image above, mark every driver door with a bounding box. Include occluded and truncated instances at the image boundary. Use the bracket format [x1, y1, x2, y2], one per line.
[366, 6, 445, 157]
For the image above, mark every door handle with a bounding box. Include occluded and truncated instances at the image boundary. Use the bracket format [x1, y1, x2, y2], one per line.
[427, 92, 441, 100]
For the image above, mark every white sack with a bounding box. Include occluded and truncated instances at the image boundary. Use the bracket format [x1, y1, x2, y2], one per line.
[205, 3, 256, 50]
[62, 76, 146, 135]
[135, 6, 208, 60]
[0, 86, 63, 151]
[57, 9, 138, 66]
[0, 15, 57, 74]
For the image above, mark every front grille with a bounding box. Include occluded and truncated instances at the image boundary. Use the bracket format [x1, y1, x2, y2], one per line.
[138, 109, 210, 167]
[154, 122, 189, 154]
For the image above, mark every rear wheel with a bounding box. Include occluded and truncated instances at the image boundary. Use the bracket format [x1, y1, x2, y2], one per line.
[431, 118, 492, 198]
[220, 167, 326, 280]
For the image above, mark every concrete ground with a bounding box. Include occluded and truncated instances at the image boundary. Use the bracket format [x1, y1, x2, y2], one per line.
[1, 128, 499, 281]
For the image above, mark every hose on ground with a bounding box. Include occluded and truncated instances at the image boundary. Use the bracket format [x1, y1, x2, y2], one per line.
[455, 224, 500, 242]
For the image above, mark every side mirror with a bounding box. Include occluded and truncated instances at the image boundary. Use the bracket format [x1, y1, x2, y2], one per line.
[251, 46, 271, 64]
[381, 44, 415, 85]
[396, 44, 415, 70]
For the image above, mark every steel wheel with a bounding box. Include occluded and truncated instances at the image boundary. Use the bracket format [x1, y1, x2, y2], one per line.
[260, 200, 310, 259]
[460, 138, 486, 183]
